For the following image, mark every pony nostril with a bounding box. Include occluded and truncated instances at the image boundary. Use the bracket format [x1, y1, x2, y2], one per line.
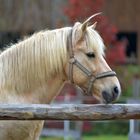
[113, 86, 119, 99]
[114, 86, 119, 94]
[102, 91, 112, 104]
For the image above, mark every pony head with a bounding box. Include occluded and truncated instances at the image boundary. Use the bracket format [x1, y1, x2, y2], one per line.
[65, 14, 121, 103]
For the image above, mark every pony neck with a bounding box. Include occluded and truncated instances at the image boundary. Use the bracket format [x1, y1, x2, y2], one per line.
[0, 72, 66, 104]
[27, 73, 66, 104]
[0, 28, 71, 104]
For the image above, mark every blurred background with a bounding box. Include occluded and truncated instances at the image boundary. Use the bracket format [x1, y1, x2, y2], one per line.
[0, 0, 140, 140]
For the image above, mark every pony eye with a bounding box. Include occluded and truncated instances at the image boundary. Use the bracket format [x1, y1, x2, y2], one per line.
[86, 52, 95, 58]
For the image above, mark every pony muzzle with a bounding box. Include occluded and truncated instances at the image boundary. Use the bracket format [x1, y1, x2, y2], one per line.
[102, 86, 121, 104]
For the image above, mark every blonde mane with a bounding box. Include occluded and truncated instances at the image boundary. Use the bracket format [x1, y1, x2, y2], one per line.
[0, 25, 104, 94]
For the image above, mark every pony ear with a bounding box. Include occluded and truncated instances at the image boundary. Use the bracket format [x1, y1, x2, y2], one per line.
[72, 13, 101, 47]
[89, 22, 97, 29]
[72, 21, 89, 47]
[72, 22, 84, 47]
[81, 12, 101, 30]
[77, 13, 100, 40]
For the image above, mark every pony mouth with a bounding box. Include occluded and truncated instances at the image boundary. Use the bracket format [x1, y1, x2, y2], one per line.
[77, 86, 118, 104]
[82, 87, 103, 101]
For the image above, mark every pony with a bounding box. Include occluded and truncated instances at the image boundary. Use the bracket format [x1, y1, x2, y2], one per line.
[0, 14, 121, 140]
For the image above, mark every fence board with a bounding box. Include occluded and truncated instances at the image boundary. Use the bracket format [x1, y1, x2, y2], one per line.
[0, 104, 139, 120]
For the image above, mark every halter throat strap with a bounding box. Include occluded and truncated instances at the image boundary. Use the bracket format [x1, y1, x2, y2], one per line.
[68, 29, 75, 83]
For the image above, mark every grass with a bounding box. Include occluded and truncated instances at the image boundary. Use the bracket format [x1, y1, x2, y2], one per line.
[85, 135, 128, 140]
[40, 135, 128, 140]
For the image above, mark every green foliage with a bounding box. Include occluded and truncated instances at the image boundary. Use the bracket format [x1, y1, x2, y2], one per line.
[40, 135, 128, 140]
[40, 138, 63, 140]
[114, 65, 140, 97]
[85, 135, 128, 140]
[84, 121, 129, 135]
[40, 121, 129, 140]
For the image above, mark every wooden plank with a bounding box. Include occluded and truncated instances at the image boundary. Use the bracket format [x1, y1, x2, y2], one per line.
[0, 104, 139, 120]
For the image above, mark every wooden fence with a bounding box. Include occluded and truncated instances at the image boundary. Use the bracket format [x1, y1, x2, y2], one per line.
[0, 104, 140, 120]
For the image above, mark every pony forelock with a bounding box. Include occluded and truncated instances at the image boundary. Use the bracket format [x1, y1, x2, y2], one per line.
[86, 27, 105, 56]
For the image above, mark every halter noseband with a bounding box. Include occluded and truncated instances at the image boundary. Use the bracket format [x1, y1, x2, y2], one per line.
[68, 29, 116, 96]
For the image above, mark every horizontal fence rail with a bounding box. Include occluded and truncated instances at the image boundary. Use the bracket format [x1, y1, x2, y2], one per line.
[0, 104, 139, 120]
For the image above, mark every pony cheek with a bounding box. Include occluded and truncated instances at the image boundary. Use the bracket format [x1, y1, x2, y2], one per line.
[73, 69, 88, 85]
[91, 85, 102, 99]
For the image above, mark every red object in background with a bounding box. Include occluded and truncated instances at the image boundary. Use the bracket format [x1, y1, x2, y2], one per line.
[64, 0, 127, 65]
[106, 39, 128, 65]
[64, 0, 117, 45]
[83, 121, 92, 132]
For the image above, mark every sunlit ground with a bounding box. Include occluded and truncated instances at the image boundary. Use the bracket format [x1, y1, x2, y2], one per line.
[40, 135, 127, 140]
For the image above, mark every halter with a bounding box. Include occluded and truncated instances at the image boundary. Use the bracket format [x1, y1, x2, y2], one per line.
[67, 29, 116, 96]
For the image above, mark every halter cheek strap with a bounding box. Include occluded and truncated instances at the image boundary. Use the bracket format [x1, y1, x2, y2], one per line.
[67, 29, 116, 96]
